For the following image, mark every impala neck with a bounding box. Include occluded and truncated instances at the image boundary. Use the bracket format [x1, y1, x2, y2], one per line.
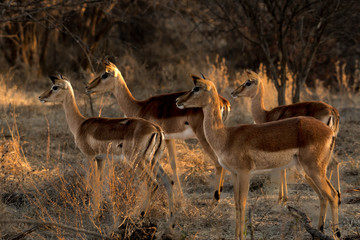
[62, 90, 86, 136]
[251, 81, 267, 123]
[202, 97, 227, 153]
[113, 73, 142, 117]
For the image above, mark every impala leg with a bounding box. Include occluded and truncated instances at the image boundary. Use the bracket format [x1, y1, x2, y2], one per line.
[306, 173, 340, 237]
[214, 162, 225, 202]
[83, 156, 103, 215]
[278, 169, 288, 203]
[84, 156, 99, 211]
[278, 169, 284, 203]
[133, 159, 159, 217]
[232, 171, 250, 240]
[334, 161, 341, 199]
[328, 157, 341, 200]
[95, 154, 107, 183]
[95, 154, 111, 202]
[304, 175, 328, 232]
[195, 127, 225, 202]
[155, 162, 176, 227]
[166, 139, 183, 198]
[84, 156, 96, 192]
[326, 178, 341, 238]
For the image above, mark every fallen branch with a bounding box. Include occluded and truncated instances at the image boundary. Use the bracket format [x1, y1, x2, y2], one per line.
[247, 208, 255, 240]
[0, 219, 111, 240]
[345, 188, 360, 193]
[287, 206, 334, 240]
[5, 225, 41, 240]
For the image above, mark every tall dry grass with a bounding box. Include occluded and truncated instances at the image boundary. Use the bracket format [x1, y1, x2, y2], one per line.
[0, 116, 170, 239]
[0, 73, 171, 239]
[1, 55, 360, 239]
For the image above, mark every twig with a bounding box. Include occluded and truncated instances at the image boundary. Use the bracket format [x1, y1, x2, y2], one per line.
[287, 206, 334, 240]
[45, 116, 50, 166]
[6, 225, 41, 240]
[248, 208, 255, 240]
[87, 93, 95, 117]
[0, 219, 112, 240]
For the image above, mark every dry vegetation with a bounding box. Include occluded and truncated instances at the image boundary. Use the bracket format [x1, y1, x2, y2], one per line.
[1, 1, 360, 239]
[0, 59, 359, 240]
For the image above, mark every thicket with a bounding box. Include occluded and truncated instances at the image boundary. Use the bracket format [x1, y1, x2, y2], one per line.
[0, 0, 359, 104]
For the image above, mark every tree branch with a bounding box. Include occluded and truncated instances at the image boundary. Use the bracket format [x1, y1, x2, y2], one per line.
[287, 206, 334, 240]
[0, 219, 112, 239]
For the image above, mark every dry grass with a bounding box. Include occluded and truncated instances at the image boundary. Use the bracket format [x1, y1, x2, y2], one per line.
[1, 60, 360, 239]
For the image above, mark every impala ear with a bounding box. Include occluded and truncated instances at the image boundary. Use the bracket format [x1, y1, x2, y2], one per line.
[245, 69, 252, 75]
[200, 72, 206, 79]
[191, 75, 201, 84]
[49, 75, 58, 84]
[103, 58, 110, 66]
[191, 75, 211, 91]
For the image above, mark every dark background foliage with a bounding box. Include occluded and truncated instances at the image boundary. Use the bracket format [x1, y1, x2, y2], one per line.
[0, 0, 359, 104]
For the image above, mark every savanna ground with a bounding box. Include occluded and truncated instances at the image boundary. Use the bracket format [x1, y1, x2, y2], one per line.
[0, 61, 360, 240]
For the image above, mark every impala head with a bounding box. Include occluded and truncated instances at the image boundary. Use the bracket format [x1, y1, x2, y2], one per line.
[86, 60, 122, 94]
[231, 69, 260, 99]
[39, 75, 73, 104]
[176, 75, 218, 109]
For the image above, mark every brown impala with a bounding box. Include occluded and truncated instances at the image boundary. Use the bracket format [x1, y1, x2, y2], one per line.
[39, 75, 175, 223]
[176, 75, 340, 240]
[86, 61, 231, 202]
[231, 69, 340, 203]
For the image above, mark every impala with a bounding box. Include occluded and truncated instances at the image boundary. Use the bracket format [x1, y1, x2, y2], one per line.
[86, 61, 231, 202]
[231, 69, 340, 203]
[176, 75, 340, 239]
[39, 75, 174, 220]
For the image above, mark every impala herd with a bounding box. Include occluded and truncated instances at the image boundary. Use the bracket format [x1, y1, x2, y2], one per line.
[39, 61, 341, 239]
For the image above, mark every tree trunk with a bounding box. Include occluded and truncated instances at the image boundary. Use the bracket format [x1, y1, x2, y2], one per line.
[277, 84, 286, 106]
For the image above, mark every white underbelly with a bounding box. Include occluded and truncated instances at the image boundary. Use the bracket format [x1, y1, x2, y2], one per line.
[250, 148, 299, 171]
[164, 127, 196, 140]
[251, 158, 297, 175]
[97, 153, 125, 161]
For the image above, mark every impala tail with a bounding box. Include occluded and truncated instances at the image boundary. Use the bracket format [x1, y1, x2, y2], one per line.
[145, 128, 166, 168]
[221, 100, 231, 122]
[145, 128, 175, 219]
[331, 108, 340, 136]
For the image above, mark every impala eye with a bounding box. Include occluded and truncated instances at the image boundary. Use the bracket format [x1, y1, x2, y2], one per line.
[101, 73, 109, 79]
[52, 86, 59, 91]
[193, 86, 200, 92]
[245, 81, 252, 87]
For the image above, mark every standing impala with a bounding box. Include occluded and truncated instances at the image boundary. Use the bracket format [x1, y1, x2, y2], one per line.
[39, 75, 175, 220]
[86, 61, 231, 202]
[231, 70, 340, 203]
[176, 75, 340, 239]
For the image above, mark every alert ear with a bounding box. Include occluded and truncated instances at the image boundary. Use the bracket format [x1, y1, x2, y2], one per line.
[191, 74, 201, 81]
[191, 75, 202, 85]
[102, 58, 110, 66]
[49, 76, 58, 84]
[191, 75, 211, 91]
[245, 69, 253, 75]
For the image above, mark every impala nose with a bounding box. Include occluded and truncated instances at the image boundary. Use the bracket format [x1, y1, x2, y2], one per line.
[38, 96, 45, 103]
[231, 91, 238, 98]
[175, 98, 184, 109]
[85, 86, 92, 94]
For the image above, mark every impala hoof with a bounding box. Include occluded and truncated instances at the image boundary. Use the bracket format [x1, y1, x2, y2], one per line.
[214, 190, 220, 201]
[335, 228, 341, 238]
